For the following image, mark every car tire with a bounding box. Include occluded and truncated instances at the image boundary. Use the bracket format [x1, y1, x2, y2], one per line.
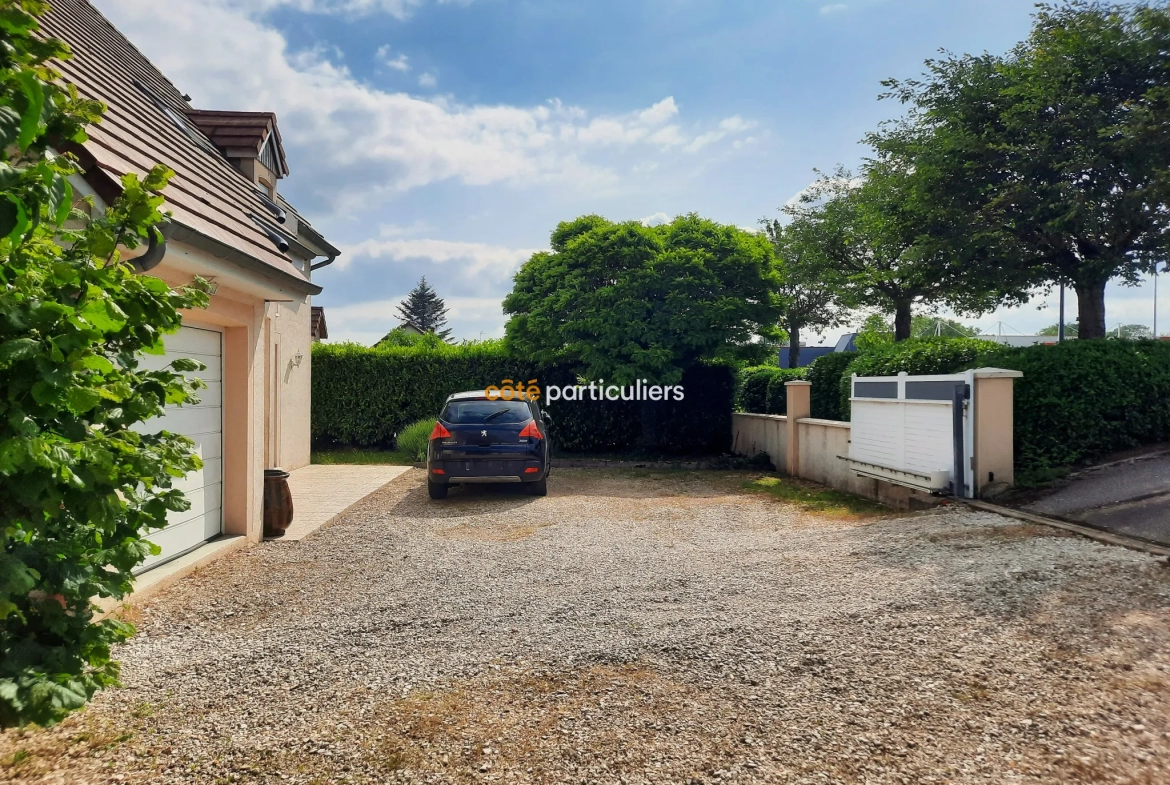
[428, 480, 448, 500]
[528, 478, 547, 497]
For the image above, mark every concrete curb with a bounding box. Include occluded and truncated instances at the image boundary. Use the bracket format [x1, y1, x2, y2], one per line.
[959, 499, 1170, 558]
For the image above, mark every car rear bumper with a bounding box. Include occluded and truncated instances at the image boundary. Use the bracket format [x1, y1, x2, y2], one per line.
[447, 475, 525, 484]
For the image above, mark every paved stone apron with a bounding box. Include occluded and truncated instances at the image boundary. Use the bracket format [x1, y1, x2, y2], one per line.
[3, 469, 1170, 784]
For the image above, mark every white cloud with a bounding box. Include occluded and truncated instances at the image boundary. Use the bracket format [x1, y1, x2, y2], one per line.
[337, 235, 542, 276]
[638, 97, 679, 126]
[246, 0, 472, 21]
[94, 1, 755, 214]
[326, 295, 506, 345]
[820, 3, 848, 15]
[683, 116, 754, 154]
[640, 212, 670, 227]
[418, 72, 437, 88]
[375, 44, 410, 71]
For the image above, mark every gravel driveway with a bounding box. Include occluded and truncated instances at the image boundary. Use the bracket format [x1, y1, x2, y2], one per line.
[4, 469, 1170, 784]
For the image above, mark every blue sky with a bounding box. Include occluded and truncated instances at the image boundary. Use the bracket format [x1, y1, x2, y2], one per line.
[96, 0, 1166, 343]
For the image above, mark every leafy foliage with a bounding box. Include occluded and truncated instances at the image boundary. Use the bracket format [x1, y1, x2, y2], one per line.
[1, 1, 208, 727]
[877, 1, 1170, 338]
[394, 276, 450, 340]
[761, 218, 847, 368]
[374, 327, 448, 350]
[806, 351, 855, 421]
[831, 337, 1170, 472]
[395, 418, 437, 462]
[837, 338, 1002, 419]
[502, 214, 781, 384]
[311, 342, 734, 456]
[735, 366, 807, 415]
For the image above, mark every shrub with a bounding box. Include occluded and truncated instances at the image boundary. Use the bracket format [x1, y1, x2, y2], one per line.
[396, 418, 437, 462]
[312, 344, 735, 456]
[980, 340, 1170, 472]
[838, 338, 1002, 419]
[765, 368, 808, 415]
[736, 366, 806, 414]
[807, 352, 855, 421]
[1, 8, 208, 726]
[834, 337, 1170, 474]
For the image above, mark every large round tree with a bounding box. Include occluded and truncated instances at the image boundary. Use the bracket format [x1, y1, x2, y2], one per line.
[502, 214, 781, 383]
[876, 1, 1170, 339]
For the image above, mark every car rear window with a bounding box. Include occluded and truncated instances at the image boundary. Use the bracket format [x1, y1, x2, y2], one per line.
[441, 399, 532, 425]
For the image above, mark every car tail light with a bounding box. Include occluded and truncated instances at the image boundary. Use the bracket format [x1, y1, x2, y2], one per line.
[430, 422, 452, 440]
[432, 468, 445, 475]
[524, 467, 539, 473]
[519, 421, 542, 439]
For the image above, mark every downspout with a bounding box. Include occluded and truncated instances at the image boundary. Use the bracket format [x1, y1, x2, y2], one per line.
[310, 253, 338, 272]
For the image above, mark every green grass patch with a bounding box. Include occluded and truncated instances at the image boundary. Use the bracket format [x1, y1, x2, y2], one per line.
[311, 449, 416, 466]
[744, 474, 888, 517]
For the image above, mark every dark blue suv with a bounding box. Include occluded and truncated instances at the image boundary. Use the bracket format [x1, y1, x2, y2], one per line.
[426, 390, 551, 499]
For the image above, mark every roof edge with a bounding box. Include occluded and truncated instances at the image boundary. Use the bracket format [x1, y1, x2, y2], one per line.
[167, 221, 322, 297]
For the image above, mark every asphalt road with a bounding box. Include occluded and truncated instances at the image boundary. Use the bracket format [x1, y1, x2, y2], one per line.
[1025, 453, 1170, 544]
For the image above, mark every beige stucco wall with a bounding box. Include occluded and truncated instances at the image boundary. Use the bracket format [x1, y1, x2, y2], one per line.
[148, 239, 314, 542]
[731, 413, 788, 473]
[270, 299, 312, 471]
[973, 375, 1015, 493]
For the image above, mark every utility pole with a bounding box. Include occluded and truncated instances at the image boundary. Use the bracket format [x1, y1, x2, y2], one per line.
[1155, 268, 1159, 338]
[1058, 284, 1065, 343]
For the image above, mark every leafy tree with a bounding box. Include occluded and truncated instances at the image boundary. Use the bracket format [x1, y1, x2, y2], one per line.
[502, 214, 781, 383]
[395, 276, 450, 339]
[374, 327, 447, 350]
[1, 2, 208, 726]
[911, 315, 980, 338]
[787, 162, 1011, 341]
[853, 313, 894, 352]
[1109, 323, 1154, 340]
[762, 215, 847, 368]
[1039, 321, 1080, 338]
[877, 1, 1170, 339]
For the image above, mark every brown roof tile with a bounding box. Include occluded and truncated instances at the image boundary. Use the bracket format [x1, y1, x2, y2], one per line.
[40, 0, 321, 294]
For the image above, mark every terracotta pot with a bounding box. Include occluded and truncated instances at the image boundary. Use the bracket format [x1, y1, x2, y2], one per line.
[263, 468, 294, 537]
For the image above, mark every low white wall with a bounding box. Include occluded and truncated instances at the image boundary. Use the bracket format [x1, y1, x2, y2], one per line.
[731, 413, 787, 473]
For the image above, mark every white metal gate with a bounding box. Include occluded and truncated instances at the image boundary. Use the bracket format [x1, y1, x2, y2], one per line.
[844, 371, 975, 497]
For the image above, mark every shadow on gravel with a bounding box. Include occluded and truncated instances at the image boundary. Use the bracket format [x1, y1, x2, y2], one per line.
[390, 481, 539, 519]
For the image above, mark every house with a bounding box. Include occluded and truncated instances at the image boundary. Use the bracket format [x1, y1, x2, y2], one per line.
[778, 333, 860, 368]
[311, 306, 329, 341]
[43, 0, 340, 570]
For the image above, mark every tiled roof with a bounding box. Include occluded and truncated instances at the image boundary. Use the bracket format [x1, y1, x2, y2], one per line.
[185, 110, 289, 177]
[40, 0, 319, 293]
[311, 306, 328, 340]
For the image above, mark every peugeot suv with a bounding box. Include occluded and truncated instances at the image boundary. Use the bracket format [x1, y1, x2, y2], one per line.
[426, 390, 551, 500]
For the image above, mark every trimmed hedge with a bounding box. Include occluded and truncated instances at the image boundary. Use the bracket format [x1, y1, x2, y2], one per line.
[735, 366, 806, 414]
[807, 352, 855, 421]
[312, 343, 734, 456]
[833, 337, 1170, 473]
[838, 338, 1002, 420]
[980, 340, 1170, 472]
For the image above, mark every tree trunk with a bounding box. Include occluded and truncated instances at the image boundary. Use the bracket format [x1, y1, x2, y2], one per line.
[787, 323, 801, 369]
[893, 301, 912, 342]
[1075, 278, 1108, 339]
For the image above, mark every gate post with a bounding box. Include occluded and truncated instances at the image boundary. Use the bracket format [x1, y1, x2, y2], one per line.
[785, 380, 812, 478]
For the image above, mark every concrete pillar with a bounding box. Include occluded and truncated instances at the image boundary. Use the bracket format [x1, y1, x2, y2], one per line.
[972, 369, 1023, 496]
[785, 380, 811, 477]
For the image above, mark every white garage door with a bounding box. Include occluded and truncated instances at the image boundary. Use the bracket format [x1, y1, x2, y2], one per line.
[135, 326, 223, 573]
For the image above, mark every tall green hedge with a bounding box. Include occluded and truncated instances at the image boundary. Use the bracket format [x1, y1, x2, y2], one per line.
[311, 343, 734, 456]
[807, 352, 855, 421]
[735, 366, 806, 414]
[833, 338, 1170, 473]
[837, 338, 1002, 420]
